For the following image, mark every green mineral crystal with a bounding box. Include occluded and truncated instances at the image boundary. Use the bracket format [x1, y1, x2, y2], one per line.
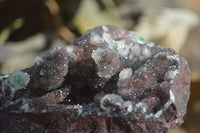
[135, 33, 146, 44]
[9, 71, 30, 89]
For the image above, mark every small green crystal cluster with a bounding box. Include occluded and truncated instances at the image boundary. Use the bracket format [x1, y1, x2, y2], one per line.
[0, 74, 9, 78]
[135, 33, 146, 44]
[9, 71, 30, 89]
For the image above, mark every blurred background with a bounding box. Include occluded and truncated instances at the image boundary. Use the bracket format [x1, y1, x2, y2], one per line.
[0, 0, 200, 132]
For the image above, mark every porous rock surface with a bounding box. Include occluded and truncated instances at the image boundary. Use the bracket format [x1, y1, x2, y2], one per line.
[0, 26, 191, 133]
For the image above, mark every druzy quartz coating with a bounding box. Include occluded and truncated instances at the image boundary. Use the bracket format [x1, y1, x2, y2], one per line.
[0, 26, 191, 133]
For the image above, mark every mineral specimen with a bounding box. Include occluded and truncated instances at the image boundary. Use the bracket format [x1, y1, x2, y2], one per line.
[0, 26, 191, 133]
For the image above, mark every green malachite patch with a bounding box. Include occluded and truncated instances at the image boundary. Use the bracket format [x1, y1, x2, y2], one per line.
[135, 33, 146, 44]
[0, 74, 9, 78]
[9, 71, 30, 89]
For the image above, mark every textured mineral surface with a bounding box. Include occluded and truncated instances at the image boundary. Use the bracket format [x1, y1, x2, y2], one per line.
[0, 26, 191, 133]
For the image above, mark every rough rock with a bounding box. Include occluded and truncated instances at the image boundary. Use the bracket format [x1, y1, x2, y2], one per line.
[0, 26, 191, 133]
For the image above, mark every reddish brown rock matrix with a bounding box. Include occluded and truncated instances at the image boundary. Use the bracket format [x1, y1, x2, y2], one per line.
[0, 26, 190, 133]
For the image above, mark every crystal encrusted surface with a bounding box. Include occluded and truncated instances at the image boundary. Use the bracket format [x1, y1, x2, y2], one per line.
[0, 26, 191, 133]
